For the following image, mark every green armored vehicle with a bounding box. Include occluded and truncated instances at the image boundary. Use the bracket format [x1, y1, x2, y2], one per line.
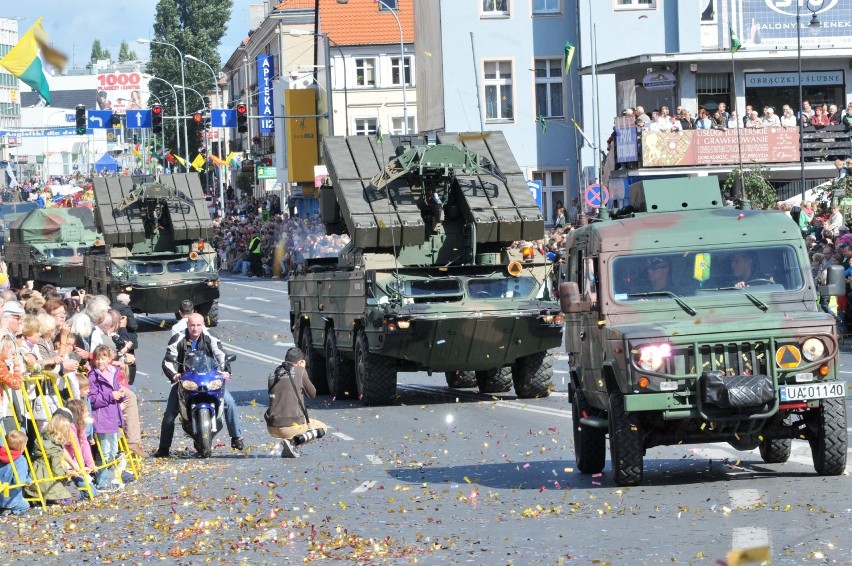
[0, 201, 40, 251]
[560, 177, 847, 486]
[86, 173, 220, 324]
[289, 132, 563, 405]
[4, 207, 100, 288]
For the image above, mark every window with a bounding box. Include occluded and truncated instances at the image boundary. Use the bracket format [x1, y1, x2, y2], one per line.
[483, 0, 509, 16]
[533, 0, 560, 13]
[390, 56, 412, 87]
[701, 0, 715, 22]
[355, 58, 376, 87]
[484, 61, 514, 121]
[378, 0, 398, 9]
[533, 170, 566, 225]
[535, 59, 564, 119]
[391, 115, 416, 135]
[355, 118, 378, 136]
[614, 0, 655, 9]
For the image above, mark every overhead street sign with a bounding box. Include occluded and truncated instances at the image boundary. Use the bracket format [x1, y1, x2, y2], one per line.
[87, 110, 113, 129]
[211, 109, 236, 128]
[125, 110, 152, 128]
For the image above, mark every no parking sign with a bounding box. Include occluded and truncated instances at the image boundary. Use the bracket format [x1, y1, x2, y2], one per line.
[584, 183, 609, 209]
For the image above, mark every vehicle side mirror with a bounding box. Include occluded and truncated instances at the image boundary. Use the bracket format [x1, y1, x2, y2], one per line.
[559, 282, 592, 313]
[822, 264, 846, 297]
[226, 354, 237, 363]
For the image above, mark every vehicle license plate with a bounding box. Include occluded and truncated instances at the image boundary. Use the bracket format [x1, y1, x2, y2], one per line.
[780, 382, 845, 402]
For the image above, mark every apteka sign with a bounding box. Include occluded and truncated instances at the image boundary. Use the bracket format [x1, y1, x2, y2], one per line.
[257, 54, 275, 134]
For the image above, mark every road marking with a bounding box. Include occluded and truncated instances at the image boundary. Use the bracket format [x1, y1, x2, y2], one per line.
[224, 343, 280, 365]
[553, 370, 570, 374]
[222, 281, 289, 294]
[245, 297, 272, 302]
[729, 488, 763, 509]
[332, 432, 354, 441]
[275, 342, 296, 347]
[351, 480, 377, 494]
[399, 384, 574, 419]
[731, 526, 771, 553]
[242, 309, 258, 314]
[219, 304, 243, 310]
[366, 454, 383, 465]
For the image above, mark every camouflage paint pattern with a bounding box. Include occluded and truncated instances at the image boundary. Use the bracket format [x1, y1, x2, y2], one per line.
[4, 207, 100, 288]
[86, 174, 220, 323]
[562, 177, 847, 484]
[290, 133, 562, 405]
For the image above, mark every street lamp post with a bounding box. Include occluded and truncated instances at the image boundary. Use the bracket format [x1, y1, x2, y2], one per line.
[185, 54, 226, 213]
[337, 0, 407, 134]
[287, 29, 349, 136]
[176, 84, 206, 111]
[138, 38, 190, 169]
[143, 74, 181, 164]
[796, 1, 821, 205]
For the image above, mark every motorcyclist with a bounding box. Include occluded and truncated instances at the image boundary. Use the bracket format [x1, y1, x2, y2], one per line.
[153, 313, 244, 457]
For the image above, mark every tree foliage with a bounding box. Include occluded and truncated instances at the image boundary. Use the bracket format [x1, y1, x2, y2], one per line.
[723, 165, 777, 210]
[145, 0, 234, 156]
[90, 40, 111, 63]
[118, 41, 138, 62]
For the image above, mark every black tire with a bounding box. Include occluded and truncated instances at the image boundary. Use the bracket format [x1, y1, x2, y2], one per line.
[511, 352, 553, 398]
[355, 329, 397, 405]
[758, 438, 792, 464]
[572, 387, 606, 474]
[809, 397, 847, 475]
[608, 391, 644, 486]
[205, 300, 219, 327]
[193, 409, 213, 458]
[728, 435, 761, 451]
[475, 367, 513, 394]
[300, 325, 328, 395]
[325, 329, 356, 398]
[445, 371, 477, 389]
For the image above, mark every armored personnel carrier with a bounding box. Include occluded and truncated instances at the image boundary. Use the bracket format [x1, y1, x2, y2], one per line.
[560, 177, 847, 486]
[4, 207, 100, 289]
[86, 173, 220, 324]
[289, 132, 563, 405]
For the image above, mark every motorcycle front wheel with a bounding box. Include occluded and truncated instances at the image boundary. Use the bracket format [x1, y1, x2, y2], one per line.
[193, 409, 213, 458]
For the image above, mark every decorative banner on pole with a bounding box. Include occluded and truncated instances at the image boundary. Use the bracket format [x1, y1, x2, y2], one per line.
[256, 54, 274, 134]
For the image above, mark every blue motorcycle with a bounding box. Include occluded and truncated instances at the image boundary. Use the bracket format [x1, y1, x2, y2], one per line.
[177, 350, 236, 458]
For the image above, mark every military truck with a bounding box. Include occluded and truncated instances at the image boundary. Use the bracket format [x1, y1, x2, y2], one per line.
[560, 177, 847, 486]
[4, 207, 100, 288]
[86, 173, 220, 324]
[0, 201, 39, 251]
[289, 132, 563, 405]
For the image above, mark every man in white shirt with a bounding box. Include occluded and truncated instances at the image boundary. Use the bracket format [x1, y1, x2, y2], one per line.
[171, 299, 196, 336]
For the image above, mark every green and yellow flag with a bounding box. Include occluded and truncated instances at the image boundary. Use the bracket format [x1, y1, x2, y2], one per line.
[729, 24, 742, 53]
[563, 41, 576, 73]
[0, 18, 67, 105]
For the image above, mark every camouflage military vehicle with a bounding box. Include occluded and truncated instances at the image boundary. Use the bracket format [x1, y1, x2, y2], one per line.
[4, 207, 100, 288]
[289, 132, 563, 405]
[86, 173, 220, 324]
[560, 177, 847, 486]
[0, 201, 39, 250]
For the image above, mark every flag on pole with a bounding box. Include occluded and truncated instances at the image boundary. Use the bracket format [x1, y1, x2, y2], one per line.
[5, 163, 18, 189]
[376, 125, 383, 144]
[191, 153, 206, 172]
[0, 18, 67, 105]
[209, 154, 226, 167]
[563, 41, 576, 73]
[174, 154, 186, 167]
[225, 151, 239, 167]
[729, 24, 742, 53]
[537, 115, 548, 134]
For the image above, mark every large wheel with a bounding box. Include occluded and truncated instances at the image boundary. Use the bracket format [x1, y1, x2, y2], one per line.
[299, 325, 328, 395]
[325, 329, 355, 398]
[193, 409, 213, 458]
[808, 397, 847, 475]
[475, 367, 513, 394]
[511, 352, 553, 398]
[572, 387, 606, 474]
[354, 330, 397, 406]
[445, 371, 477, 389]
[608, 391, 644, 486]
[758, 437, 792, 464]
[205, 300, 219, 327]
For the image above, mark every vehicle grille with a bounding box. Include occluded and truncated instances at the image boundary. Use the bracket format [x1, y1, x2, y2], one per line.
[665, 342, 769, 377]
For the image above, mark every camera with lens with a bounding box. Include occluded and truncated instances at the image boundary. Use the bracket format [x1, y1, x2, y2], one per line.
[112, 334, 128, 352]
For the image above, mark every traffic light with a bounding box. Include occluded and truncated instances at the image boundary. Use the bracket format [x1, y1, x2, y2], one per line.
[192, 112, 203, 125]
[203, 113, 211, 129]
[75, 105, 86, 135]
[151, 104, 163, 134]
[132, 134, 139, 144]
[236, 104, 248, 133]
[110, 113, 121, 127]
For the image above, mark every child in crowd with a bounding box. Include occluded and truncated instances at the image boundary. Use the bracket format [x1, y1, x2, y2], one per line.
[23, 412, 77, 506]
[87, 345, 125, 491]
[65, 401, 98, 498]
[0, 430, 31, 514]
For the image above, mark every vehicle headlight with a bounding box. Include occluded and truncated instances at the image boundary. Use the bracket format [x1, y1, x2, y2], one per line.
[207, 379, 224, 391]
[396, 320, 410, 330]
[635, 343, 672, 372]
[801, 338, 825, 362]
[181, 380, 199, 391]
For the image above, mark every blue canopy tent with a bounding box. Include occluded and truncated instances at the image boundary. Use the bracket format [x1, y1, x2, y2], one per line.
[95, 153, 119, 173]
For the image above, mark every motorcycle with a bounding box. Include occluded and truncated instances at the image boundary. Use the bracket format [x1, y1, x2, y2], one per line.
[177, 350, 236, 457]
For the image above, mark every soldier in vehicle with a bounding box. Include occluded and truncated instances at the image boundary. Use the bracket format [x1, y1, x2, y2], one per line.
[418, 186, 444, 231]
[631, 257, 674, 293]
[729, 252, 758, 288]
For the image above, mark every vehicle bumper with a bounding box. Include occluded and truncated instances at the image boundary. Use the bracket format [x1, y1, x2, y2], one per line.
[34, 264, 86, 288]
[127, 280, 220, 315]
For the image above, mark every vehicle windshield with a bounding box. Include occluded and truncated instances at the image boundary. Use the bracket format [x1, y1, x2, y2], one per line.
[166, 258, 214, 273]
[611, 246, 805, 301]
[48, 248, 78, 258]
[183, 350, 218, 374]
[110, 259, 164, 276]
[388, 278, 462, 298]
[468, 276, 538, 299]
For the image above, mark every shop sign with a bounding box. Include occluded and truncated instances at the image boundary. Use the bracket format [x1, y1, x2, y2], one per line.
[642, 70, 676, 91]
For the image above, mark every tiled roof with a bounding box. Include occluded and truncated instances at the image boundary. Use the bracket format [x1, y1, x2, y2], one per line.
[319, 0, 413, 46]
[273, 0, 317, 9]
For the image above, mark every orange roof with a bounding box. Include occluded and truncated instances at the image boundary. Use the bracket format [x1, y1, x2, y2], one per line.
[319, 0, 414, 46]
[273, 0, 317, 9]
